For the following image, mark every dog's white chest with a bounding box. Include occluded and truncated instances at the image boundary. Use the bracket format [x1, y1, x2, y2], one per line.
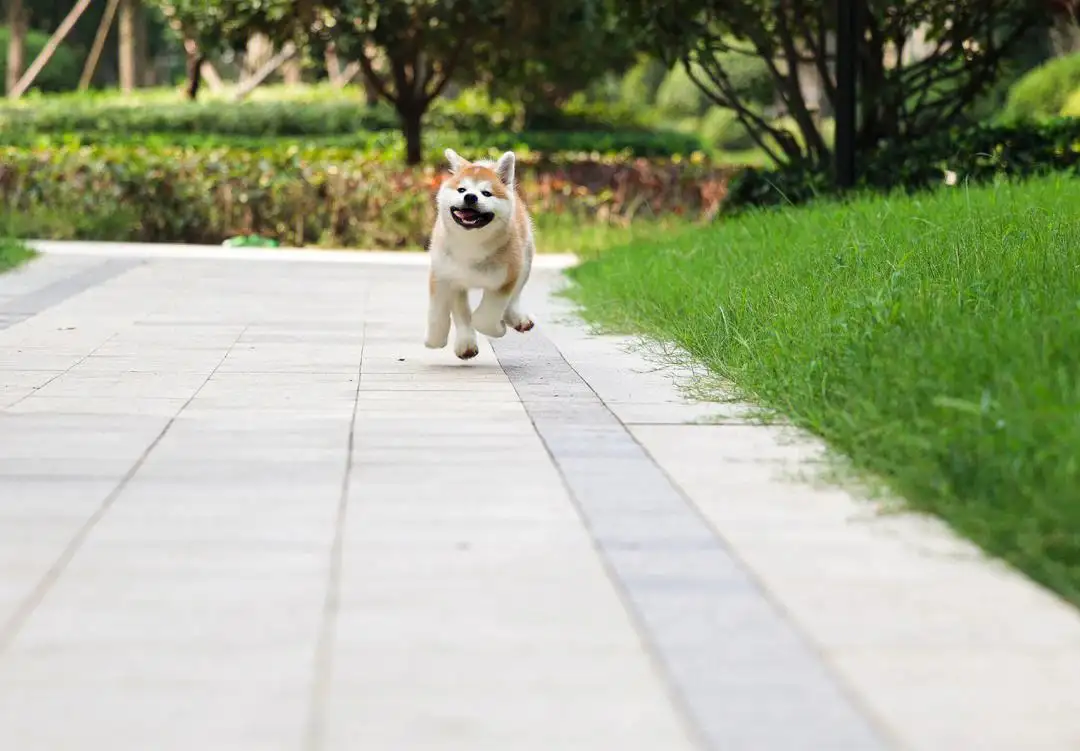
[432, 248, 508, 291]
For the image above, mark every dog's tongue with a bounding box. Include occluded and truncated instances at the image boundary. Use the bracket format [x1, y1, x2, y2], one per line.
[457, 208, 480, 219]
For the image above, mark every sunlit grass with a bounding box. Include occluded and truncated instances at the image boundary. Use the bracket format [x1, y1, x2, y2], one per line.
[568, 174, 1080, 604]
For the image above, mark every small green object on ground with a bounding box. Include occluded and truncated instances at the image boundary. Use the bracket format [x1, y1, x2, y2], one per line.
[222, 235, 280, 248]
[567, 174, 1080, 606]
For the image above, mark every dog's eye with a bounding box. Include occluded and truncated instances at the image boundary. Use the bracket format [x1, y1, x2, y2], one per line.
[457, 187, 466, 193]
[481, 191, 492, 197]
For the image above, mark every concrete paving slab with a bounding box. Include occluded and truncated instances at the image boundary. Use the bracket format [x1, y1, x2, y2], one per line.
[1, 240, 1078, 751]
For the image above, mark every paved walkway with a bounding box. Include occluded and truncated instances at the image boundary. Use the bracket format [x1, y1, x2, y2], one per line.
[3, 241, 1080, 751]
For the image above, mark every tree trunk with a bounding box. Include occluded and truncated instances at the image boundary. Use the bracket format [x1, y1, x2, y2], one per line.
[5, 0, 26, 96]
[325, 43, 342, 85]
[362, 75, 379, 106]
[185, 48, 204, 100]
[134, 0, 154, 86]
[281, 57, 302, 85]
[399, 105, 424, 166]
[118, 0, 137, 92]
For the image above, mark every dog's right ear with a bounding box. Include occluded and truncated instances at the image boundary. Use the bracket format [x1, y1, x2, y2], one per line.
[444, 148, 468, 173]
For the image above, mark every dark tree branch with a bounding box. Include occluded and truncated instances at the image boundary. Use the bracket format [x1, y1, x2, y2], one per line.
[357, 45, 394, 104]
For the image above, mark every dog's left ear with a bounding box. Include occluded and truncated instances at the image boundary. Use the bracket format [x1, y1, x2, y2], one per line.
[494, 151, 516, 186]
[445, 148, 468, 173]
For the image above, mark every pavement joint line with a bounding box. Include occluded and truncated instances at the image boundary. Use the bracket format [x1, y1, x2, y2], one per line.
[302, 310, 368, 751]
[491, 330, 892, 751]
[0, 324, 250, 656]
[1, 331, 123, 413]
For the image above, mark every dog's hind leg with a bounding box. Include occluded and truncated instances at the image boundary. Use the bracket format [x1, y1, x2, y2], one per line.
[501, 290, 534, 333]
[501, 242, 534, 333]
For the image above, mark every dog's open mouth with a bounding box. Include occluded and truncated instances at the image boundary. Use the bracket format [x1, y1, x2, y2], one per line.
[451, 206, 494, 229]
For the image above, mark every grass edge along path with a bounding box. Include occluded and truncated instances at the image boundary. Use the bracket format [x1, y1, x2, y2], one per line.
[565, 174, 1080, 607]
[0, 237, 35, 274]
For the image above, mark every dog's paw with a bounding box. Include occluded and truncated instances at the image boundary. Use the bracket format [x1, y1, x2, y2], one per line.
[509, 315, 534, 333]
[454, 338, 480, 360]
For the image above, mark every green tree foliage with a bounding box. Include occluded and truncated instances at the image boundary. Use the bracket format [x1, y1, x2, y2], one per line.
[622, 0, 1071, 168]
[319, 0, 507, 165]
[474, 0, 637, 127]
[619, 57, 667, 108]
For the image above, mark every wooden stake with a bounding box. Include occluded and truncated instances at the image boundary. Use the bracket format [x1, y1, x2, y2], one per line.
[233, 41, 297, 100]
[9, 0, 94, 99]
[79, 0, 121, 91]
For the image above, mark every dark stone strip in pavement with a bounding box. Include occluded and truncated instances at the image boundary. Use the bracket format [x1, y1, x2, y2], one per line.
[492, 331, 889, 751]
[0, 258, 143, 330]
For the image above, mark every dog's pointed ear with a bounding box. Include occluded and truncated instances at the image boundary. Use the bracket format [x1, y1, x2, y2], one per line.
[444, 148, 468, 173]
[494, 151, 516, 186]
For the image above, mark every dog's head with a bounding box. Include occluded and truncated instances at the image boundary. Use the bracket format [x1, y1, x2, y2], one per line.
[436, 148, 516, 232]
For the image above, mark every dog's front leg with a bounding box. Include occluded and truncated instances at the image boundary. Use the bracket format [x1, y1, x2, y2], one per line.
[424, 279, 453, 349]
[472, 289, 509, 339]
[450, 289, 478, 359]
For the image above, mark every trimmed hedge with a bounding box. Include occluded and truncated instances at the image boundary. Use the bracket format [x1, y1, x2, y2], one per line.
[725, 118, 1080, 212]
[0, 144, 735, 248]
[0, 98, 705, 158]
[0, 128, 707, 161]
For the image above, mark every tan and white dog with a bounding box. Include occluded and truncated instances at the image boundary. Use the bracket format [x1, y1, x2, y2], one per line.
[424, 148, 535, 360]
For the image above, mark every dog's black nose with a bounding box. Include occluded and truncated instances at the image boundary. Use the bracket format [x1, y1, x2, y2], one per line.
[463, 193, 478, 206]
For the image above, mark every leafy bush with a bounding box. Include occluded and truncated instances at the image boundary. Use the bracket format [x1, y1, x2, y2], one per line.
[0, 97, 401, 136]
[0, 84, 656, 140]
[700, 108, 757, 151]
[715, 49, 774, 108]
[0, 126, 706, 160]
[1002, 52, 1080, 122]
[725, 118, 1080, 212]
[620, 57, 668, 108]
[0, 26, 81, 93]
[0, 143, 735, 248]
[656, 64, 711, 118]
[1061, 87, 1080, 117]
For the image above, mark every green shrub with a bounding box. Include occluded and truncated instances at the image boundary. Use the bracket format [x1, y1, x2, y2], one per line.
[725, 118, 1080, 212]
[1061, 87, 1080, 117]
[1002, 52, 1080, 122]
[656, 64, 711, 118]
[0, 126, 706, 160]
[0, 26, 81, 93]
[715, 49, 774, 108]
[620, 57, 668, 108]
[0, 143, 733, 249]
[1, 84, 666, 144]
[0, 96, 400, 136]
[700, 108, 757, 151]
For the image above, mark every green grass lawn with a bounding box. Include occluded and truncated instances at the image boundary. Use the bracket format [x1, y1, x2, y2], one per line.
[0, 238, 34, 273]
[567, 174, 1080, 605]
